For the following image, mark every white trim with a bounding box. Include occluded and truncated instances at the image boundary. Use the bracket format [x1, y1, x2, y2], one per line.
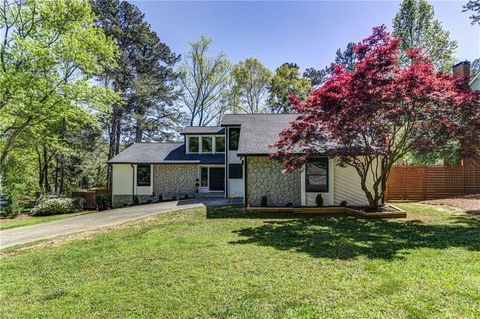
[187, 135, 226, 154]
[187, 136, 200, 154]
[301, 157, 334, 206]
[133, 164, 153, 196]
[198, 164, 226, 194]
[470, 72, 480, 87]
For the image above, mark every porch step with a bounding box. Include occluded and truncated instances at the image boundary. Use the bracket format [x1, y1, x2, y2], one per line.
[195, 193, 225, 199]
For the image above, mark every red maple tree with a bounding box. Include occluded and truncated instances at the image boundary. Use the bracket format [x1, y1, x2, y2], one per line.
[272, 25, 480, 210]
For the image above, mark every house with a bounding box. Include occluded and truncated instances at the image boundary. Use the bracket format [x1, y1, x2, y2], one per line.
[453, 60, 480, 91]
[108, 114, 375, 208]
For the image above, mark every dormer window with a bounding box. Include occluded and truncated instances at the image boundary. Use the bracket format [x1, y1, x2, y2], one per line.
[188, 136, 199, 153]
[215, 136, 225, 153]
[201, 136, 213, 153]
[187, 135, 225, 154]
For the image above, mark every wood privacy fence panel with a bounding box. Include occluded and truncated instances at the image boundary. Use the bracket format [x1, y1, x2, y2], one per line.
[72, 189, 111, 210]
[386, 165, 480, 201]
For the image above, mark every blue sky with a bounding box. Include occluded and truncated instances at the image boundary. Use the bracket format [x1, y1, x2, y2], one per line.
[131, 1, 479, 72]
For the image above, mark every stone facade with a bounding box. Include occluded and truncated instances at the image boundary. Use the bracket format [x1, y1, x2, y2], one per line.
[246, 156, 301, 206]
[153, 164, 198, 200]
[112, 194, 153, 208]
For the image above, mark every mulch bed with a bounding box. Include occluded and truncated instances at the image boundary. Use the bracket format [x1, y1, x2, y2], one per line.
[0, 213, 32, 222]
[421, 194, 480, 215]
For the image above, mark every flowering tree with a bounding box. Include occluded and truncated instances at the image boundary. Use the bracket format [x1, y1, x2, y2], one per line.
[271, 26, 480, 210]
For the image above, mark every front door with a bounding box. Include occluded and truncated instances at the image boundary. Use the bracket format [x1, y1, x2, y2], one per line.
[209, 168, 225, 191]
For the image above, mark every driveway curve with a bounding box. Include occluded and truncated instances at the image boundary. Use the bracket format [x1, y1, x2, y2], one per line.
[0, 201, 204, 249]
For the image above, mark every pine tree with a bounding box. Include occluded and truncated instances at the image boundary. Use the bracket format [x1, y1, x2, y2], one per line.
[91, 0, 181, 188]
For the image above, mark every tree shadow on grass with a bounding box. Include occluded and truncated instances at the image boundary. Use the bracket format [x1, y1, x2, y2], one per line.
[223, 210, 480, 260]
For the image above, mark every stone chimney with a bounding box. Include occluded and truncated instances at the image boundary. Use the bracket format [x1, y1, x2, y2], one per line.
[452, 60, 471, 77]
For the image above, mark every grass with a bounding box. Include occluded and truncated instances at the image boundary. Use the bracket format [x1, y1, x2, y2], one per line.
[0, 212, 90, 230]
[1, 203, 479, 318]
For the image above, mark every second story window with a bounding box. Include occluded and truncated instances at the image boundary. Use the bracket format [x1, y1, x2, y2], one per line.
[215, 136, 225, 153]
[201, 136, 213, 153]
[229, 128, 240, 151]
[189, 136, 199, 153]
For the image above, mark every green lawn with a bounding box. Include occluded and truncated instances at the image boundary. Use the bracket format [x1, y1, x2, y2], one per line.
[1, 203, 479, 318]
[0, 212, 90, 230]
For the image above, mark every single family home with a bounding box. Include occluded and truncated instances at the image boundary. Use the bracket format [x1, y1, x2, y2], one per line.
[108, 114, 375, 208]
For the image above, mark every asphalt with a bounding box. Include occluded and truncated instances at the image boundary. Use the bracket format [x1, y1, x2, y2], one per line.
[0, 200, 211, 249]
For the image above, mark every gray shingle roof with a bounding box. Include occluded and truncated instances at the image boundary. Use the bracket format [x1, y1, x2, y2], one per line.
[221, 114, 299, 155]
[108, 143, 225, 164]
[180, 126, 225, 135]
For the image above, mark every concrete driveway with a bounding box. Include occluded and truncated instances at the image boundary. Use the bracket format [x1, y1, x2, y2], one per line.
[0, 200, 206, 249]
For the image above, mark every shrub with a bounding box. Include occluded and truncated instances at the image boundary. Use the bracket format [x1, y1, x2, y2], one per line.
[95, 194, 107, 211]
[72, 197, 86, 211]
[158, 194, 163, 202]
[315, 194, 324, 207]
[260, 196, 268, 207]
[340, 200, 347, 207]
[31, 196, 79, 216]
[184, 194, 189, 199]
[0, 195, 20, 218]
[133, 195, 139, 205]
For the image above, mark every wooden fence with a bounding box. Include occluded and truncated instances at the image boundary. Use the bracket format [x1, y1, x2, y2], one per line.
[72, 189, 111, 210]
[385, 163, 480, 201]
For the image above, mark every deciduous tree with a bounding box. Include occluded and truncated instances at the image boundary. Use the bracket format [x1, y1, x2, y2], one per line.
[231, 58, 272, 113]
[393, 0, 458, 73]
[464, 0, 480, 25]
[268, 63, 311, 113]
[272, 26, 480, 210]
[179, 36, 231, 126]
[0, 0, 116, 166]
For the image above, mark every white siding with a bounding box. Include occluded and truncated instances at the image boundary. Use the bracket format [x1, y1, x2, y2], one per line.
[227, 151, 244, 197]
[300, 157, 376, 207]
[471, 78, 480, 91]
[229, 179, 244, 197]
[333, 159, 374, 206]
[228, 150, 242, 164]
[112, 164, 133, 195]
[112, 164, 153, 196]
[302, 159, 335, 206]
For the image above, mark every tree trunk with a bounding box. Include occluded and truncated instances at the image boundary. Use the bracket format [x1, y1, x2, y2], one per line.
[54, 156, 59, 193]
[60, 154, 65, 194]
[107, 104, 123, 190]
[43, 147, 50, 193]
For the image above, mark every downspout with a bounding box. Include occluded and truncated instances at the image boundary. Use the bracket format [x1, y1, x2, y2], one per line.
[244, 156, 248, 207]
[131, 164, 135, 203]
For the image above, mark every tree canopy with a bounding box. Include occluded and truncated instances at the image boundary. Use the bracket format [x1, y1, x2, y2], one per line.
[272, 26, 479, 210]
[231, 58, 272, 114]
[268, 63, 311, 113]
[393, 0, 458, 73]
[463, 0, 480, 25]
[0, 0, 116, 166]
[178, 36, 231, 126]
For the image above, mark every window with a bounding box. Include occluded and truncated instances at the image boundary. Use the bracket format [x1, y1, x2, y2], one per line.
[202, 136, 213, 153]
[229, 164, 243, 179]
[215, 136, 225, 153]
[305, 158, 328, 192]
[189, 136, 199, 153]
[137, 165, 151, 186]
[200, 167, 208, 187]
[229, 128, 240, 150]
